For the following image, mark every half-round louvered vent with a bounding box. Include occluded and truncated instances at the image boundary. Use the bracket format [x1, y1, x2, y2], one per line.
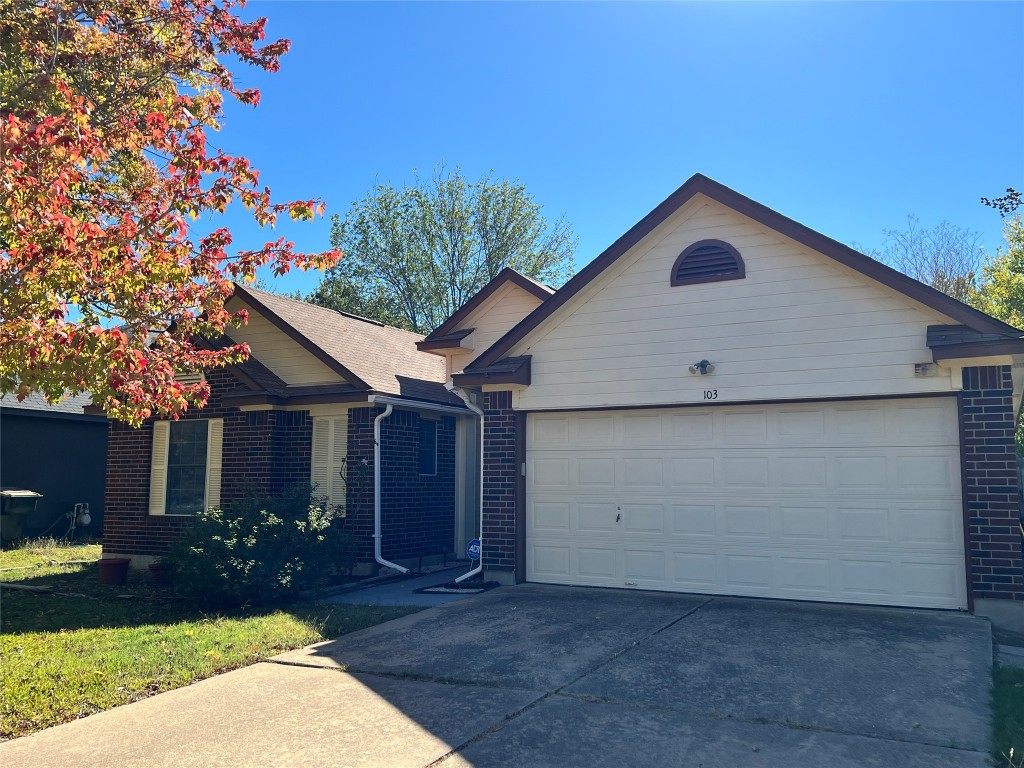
[670, 240, 745, 286]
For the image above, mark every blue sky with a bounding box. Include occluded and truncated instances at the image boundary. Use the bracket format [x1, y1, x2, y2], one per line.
[212, 2, 1024, 296]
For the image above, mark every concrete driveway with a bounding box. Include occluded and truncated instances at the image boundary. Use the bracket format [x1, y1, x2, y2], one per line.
[1, 585, 993, 767]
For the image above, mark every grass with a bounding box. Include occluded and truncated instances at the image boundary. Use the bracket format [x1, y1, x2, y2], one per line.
[0, 539, 419, 741]
[994, 663, 1024, 765]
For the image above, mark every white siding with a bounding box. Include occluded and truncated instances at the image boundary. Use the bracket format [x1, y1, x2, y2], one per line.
[513, 199, 957, 411]
[449, 282, 546, 375]
[228, 300, 343, 386]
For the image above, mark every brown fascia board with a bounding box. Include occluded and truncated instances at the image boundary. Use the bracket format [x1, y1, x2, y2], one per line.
[451, 356, 531, 387]
[423, 268, 555, 342]
[468, 174, 1021, 371]
[932, 338, 1024, 362]
[926, 324, 1019, 347]
[415, 328, 476, 352]
[229, 284, 371, 390]
[221, 385, 370, 408]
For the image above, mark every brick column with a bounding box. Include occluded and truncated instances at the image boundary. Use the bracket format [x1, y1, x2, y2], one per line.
[481, 391, 517, 579]
[962, 365, 1023, 603]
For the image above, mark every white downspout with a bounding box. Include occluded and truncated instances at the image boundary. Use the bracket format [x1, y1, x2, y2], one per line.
[373, 403, 409, 574]
[447, 383, 485, 583]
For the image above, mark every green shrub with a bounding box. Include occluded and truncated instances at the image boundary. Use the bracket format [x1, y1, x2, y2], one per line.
[165, 486, 355, 608]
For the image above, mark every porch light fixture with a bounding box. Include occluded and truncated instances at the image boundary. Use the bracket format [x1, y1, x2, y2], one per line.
[688, 359, 715, 375]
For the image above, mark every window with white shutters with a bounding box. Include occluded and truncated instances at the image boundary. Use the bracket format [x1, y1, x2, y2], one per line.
[148, 418, 223, 515]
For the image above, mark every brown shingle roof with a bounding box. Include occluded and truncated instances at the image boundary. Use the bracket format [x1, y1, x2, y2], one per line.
[232, 285, 459, 405]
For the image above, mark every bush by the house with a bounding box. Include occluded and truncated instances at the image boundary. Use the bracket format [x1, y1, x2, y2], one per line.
[165, 486, 355, 607]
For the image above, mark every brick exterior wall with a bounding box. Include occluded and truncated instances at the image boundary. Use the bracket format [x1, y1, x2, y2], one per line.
[345, 406, 456, 565]
[102, 369, 311, 558]
[480, 391, 516, 573]
[962, 365, 1024, 602]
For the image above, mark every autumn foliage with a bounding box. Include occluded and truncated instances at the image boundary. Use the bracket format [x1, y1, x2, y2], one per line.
[0, 0, 340, 424]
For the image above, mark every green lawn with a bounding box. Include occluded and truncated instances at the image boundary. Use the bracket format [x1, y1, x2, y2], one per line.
[0, 540, 418, 741]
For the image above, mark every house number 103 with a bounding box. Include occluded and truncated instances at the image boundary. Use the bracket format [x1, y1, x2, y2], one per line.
[703, 390, 718, 400]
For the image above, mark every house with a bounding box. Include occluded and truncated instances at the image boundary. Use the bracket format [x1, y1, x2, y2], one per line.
[101, 174, 1023, 629]
[101, 286, 474, 573]
[422, 174, 1024, 629]
[0, 390, 107, 538]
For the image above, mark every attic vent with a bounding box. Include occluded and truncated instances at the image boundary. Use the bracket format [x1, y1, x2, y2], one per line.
[671, 240, 745, 286]
[174, 371, 206, 386]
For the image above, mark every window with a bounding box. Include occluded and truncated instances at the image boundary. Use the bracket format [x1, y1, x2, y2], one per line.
[670, 239, 745, 286]
[149, 419, 223, 515]
[418, 418, 437, 475]
[166, 421, 208, 515]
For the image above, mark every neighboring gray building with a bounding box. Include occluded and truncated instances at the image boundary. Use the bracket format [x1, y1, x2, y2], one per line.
[0, 390, 107, 538]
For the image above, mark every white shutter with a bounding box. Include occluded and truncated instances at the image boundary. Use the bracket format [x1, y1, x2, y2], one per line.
[311, 414, 348, 511]
[148, 421, 170, 515]
[311, 417, 331, 499]
[205, 418, 224, 510]
[330, 415, 348, 512]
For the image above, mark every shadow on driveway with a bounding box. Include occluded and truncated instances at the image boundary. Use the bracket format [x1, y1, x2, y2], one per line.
[1, 584, 994, 767]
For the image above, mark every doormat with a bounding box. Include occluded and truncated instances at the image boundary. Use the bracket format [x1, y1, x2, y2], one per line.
[415, 580, 501, 595]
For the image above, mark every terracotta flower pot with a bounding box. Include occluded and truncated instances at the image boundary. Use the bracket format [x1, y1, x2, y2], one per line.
[149, 562, 173, 587]
[98, 558, 131, 586]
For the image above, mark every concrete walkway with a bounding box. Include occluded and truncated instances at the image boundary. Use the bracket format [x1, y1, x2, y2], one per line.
[0, 585, 994, 768]
[323, 565, 484, 608]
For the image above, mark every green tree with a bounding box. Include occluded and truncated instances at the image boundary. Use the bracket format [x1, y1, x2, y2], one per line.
[975, 189, 1024, 328]
[308, 167, 576, 333]
[976, 188, 1023, 457]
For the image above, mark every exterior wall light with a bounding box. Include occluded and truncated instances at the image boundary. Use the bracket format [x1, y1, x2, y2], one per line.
[688, 359, 715, 375]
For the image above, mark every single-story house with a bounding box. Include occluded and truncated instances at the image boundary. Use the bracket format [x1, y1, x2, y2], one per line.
[1, 390, 107, 538]
[101, 285, 480, 572]
[101, 174, 1023, 628]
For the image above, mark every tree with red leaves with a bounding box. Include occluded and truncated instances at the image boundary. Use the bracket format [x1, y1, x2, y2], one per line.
[0, 0, 340, 425]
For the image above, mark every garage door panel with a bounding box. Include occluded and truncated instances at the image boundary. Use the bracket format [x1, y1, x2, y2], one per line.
[777, 557, 831, 593]
[778, 506, 830, 541]
[531, 545, 571, 578]
[777, 408, 826, 439]
[671, 505, 717, 535]
[670, 457, 716, 487]
[578, 547, 618, 579]
[622, 457, 664, 486]
[623, 414, 663, 442]
[622, 504, 665, 533]
[527, 398, 966, 609]
[576, 503, 617, 532]
[531, 449, 961, 498]
[672, 552, 718, 587]
[723, 506, 771, 537]
[623, 549, 666, 583]
[532, 496, 963, 552]
[576, 415, 615, 443]
[527, 400, 961, 451]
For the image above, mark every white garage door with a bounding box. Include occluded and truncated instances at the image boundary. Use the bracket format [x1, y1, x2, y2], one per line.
[526, 399, 966, 609]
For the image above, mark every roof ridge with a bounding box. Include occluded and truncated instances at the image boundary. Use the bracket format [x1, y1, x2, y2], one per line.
[237, 284, 426, 339]
[505, 268, 556, 294]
